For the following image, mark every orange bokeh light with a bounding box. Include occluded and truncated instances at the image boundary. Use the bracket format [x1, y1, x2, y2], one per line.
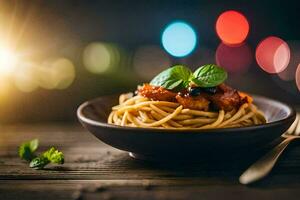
[255, 36, 290, 74]
[216, 10, 249, 45]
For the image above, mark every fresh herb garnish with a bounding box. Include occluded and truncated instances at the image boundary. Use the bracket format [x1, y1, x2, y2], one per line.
[150, 64, 227, 90]
[150, 65, 192, 90]
[18, 139, 39, 161]
[18, 139, 64, 170]
[192, 64, 227, 88]
[29, 156, 49, 169]
[30, 147, 64, 169]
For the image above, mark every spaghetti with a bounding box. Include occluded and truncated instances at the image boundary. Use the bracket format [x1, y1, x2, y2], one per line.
[108, 93, 266, 129]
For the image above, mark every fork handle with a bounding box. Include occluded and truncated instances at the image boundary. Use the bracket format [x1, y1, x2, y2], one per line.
[239, 137, 295, 184]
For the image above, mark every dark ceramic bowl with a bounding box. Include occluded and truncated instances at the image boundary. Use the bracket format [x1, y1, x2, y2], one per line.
[77, 95, 296, 161]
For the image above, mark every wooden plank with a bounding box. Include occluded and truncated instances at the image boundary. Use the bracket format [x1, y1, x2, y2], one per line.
[0, 125, 300, 179]
[1, 180, 300, 200]
[1, 124, 300, 200]
[0, 124, 300, 182]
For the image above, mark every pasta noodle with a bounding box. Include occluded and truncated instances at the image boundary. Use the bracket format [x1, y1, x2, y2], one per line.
[108, 93, 267, 129]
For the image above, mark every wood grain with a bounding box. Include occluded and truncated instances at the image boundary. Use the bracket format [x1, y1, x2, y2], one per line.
[1, 123, 300, 200]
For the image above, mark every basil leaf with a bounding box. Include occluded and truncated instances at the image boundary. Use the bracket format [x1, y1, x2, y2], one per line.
[150, 65, 192, 90]
[30, 156, 50, 169]
[18, 139, 39, 161]
[192, 64, 227, 87]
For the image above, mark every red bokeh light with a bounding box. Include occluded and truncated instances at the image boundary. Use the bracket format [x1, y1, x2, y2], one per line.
[255, 36, 290, 74]
[216, 42, 252, 74]
[216, 10, 249, 45]
[296, 64, 300, 91]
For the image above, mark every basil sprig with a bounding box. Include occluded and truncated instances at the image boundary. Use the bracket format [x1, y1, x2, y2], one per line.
[192, 64, 227, 87]
[150, 64, 227, 90]
[18, 139, 64, 170]
[150, 65, 192, 90]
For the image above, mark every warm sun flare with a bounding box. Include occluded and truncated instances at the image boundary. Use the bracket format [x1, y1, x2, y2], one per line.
[0, 46, 17, 76]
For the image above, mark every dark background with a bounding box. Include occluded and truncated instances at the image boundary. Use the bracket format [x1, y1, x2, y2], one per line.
[0, 0, 299, 123]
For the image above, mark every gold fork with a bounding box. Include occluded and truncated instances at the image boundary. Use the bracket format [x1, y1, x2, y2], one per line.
[239, 113, 300, 184]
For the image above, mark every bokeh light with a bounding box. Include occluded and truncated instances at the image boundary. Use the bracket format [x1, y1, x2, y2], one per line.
[51, 58, 76, 89]
[83, 42, 119, 74]
[278, 41, 300, 81]
[296, 64, 300, 91]
[216, 42, 252, 74]
[216, 10, 249, 45]
[133, 45, 171, 80]
[256, 36, 290, 74]
[38, 58, 75, 90]
[13, 62, 39, 92]
[162, 21, 197, 57]
[38, 61, 56, 89]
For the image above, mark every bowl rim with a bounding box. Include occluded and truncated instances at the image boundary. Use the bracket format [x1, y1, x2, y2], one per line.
[77, 94, 296, 134]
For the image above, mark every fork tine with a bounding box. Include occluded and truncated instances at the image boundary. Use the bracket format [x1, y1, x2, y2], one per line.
[287, 113, 299, 134]
[294, 113, 300, 136]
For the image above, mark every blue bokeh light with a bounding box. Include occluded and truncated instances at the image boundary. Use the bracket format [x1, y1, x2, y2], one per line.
[161, 21, 197, 57]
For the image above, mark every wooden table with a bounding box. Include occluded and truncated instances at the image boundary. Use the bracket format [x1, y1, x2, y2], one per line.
[1, 124, 300, 200]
